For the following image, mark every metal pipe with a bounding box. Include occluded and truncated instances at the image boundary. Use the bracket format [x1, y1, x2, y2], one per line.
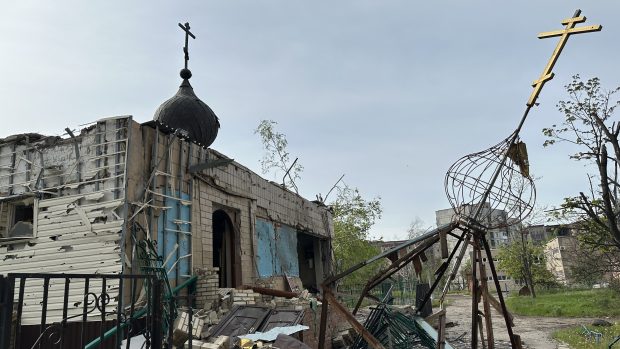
[324, 223, 457, 285]
[417, 231, 466, 314]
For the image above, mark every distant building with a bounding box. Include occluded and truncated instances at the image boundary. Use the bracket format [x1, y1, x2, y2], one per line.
[475, 248, 518, 293]
[435, 204, 519, 292]
[524, 224, 572, 245]
[544, 235, 579, 285]
[523, 224, 555, 244]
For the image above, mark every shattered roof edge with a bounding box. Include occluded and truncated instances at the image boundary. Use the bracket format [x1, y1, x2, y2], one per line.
[0, 115, 133, 146]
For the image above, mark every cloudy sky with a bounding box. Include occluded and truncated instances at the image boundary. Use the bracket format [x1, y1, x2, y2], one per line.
[1, 1, 619, 240]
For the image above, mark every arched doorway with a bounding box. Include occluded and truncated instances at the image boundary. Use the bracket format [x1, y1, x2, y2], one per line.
[212, 209, 238, 288]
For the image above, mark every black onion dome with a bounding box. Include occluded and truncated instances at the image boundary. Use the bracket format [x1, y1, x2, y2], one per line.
[154, 70, 220, 147]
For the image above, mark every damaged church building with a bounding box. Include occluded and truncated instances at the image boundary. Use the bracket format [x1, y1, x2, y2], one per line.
[0, 38, 333, 348]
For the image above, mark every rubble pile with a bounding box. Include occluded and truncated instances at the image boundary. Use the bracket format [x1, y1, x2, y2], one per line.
[170, 270, 317, 349]
[231, 289, 262, 306]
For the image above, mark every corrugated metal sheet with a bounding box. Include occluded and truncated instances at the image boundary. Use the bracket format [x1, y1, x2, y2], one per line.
[255, 218, 299, 278]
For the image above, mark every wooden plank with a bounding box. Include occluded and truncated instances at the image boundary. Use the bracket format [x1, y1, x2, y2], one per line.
[440, 230, 449, 258]
[413, 255, 422, 276]
[478, 246, 495, 349]
[324, 291, 386, 349]
[424, 309, 445, 324]
[486, 292, 514, 327]
[437, 311, 446, 349]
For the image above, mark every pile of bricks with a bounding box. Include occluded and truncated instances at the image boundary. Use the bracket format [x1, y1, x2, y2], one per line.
[194, 267, 220, 311]
[231, 289, 261, 306]
[172, 311, 205, 348]
[273, 297, 307, 311]
[172, 272, 319, 348]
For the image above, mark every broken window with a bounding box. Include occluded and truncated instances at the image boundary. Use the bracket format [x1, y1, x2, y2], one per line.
[0, 197, 35, 239]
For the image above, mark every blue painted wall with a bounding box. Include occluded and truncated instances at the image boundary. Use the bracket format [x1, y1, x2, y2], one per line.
[157, 190, 191, 279]
[256, 218, 299, 277]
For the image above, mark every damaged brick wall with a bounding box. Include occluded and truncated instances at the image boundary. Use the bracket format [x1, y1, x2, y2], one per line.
[135, 124, 332, 289]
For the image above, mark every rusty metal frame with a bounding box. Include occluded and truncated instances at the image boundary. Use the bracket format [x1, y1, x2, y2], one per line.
[318, 223, 458, 349]
[316, 10, 601, 349]
[351, 234, 441, 315]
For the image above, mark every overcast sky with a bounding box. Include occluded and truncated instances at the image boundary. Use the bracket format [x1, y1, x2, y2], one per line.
[1, 2, 619, 240]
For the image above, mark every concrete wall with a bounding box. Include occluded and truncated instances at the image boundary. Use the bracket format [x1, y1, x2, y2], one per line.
[545, 236, 579, 285]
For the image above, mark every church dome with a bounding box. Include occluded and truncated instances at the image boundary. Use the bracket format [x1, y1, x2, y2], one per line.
[153, 68, 220, 147]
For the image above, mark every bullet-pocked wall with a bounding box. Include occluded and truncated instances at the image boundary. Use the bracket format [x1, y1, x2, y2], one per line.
[0, 116, 130, 324]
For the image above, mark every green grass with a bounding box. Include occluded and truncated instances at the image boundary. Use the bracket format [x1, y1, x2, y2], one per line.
[505, 289, 620, 317]
[553, 323, 620, 348]
[447, 289, 470, 295]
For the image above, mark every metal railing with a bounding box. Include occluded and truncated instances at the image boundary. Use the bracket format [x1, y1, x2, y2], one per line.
[0, 273, 165, 349]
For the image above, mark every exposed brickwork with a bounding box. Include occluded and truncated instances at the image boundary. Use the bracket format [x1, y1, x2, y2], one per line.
[137, 124, 332, 287]
[194, 267, 220, 311]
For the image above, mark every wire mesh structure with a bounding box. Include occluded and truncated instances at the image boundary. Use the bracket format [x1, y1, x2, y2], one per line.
[317, 10, 602, 349]
[444, 132, 536, 228]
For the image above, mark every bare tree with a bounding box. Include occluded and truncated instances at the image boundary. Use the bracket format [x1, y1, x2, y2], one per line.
[407, 216, 428, 239]
[543, 75, 620, 251]
[255, 120, 303, 193]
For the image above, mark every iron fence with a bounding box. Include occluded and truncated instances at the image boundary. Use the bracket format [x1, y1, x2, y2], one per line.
[0, 273, 166, 349]
[336, 277, 420, 309]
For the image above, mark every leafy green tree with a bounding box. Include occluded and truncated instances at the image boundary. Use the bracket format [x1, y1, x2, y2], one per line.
[543, 75, 620, 251]
[331, 185, 382, 286]
[497, 240, 557, 291]
[255, 120, 303, 193]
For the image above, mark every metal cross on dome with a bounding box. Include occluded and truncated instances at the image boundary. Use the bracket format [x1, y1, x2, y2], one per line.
[178, 22, 196, 70]
[527, 9, 601, 107]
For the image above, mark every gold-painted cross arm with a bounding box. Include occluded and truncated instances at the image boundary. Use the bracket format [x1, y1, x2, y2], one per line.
[538, 25, 602, 39]
[526, 10, 601, 107]
[561, 15, 585, 25]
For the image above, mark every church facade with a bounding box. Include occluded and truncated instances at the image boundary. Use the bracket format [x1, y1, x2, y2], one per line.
[0, 43, 332, 325]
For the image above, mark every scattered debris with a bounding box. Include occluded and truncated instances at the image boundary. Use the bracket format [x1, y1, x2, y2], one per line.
[592, 319, 613, 327]
[161, 275, 314, 349]
[273, 333, 312, 349]
[240, 324, 309, 342]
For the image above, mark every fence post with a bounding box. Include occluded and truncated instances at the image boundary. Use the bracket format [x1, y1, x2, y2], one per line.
[0, 275, 15, 349]
[151, 279, 163, 349]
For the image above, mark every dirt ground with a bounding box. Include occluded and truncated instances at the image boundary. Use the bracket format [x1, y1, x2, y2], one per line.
[442, 294, 618, 349]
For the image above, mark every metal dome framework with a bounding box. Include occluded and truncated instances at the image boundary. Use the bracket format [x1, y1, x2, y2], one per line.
[316, 10, 602, 349]
[445, 132, 536, 229]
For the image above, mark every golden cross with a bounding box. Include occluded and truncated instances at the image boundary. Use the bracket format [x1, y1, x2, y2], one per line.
[527, 9, 601, 106]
